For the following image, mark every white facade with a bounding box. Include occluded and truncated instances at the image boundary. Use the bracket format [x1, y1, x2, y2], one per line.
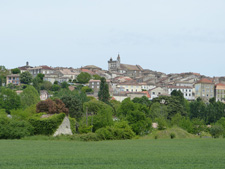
[168, 86, 194, 100]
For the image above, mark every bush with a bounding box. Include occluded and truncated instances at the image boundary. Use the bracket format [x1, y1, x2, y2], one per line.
[96, 121, 135, 140]
[0, 116, 34, 139]
[210, 125, 224, 138]
[170, 133, 176, 139]
[28, 113, 66, 135]
[69, 117, 77, 134]
[79, 133, 100, 141]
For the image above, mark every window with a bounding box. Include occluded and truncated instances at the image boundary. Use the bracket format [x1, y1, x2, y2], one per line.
[158, 92, 161, 95]
[9, 77, 11, 80]
[126, 89, 129, 91]
[97, 86, 99, 88]
[153, 92, 155, 95]
[189, 94, 191, 96]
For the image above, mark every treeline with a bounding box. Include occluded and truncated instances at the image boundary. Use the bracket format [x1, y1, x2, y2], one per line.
[1, 77, 225, 140]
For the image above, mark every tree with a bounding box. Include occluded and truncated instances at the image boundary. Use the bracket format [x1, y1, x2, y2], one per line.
[0, 87, 21, 112]
[61, 81, 69, 89]
[32, 77, 41, 93]
[149, 102, 168, 120]
[36, 99, 68, 114]
[98, 77, 110, 103]
[76, 72, 91, 84]
[132, 96, 151, 109]
[20, 86, 40, 108]
[11, 68, 21, 74]
[51, 84, 61, 91]
[93, 74, 101, 80]
[61, 95, 83, 120]
[37, 73, 44, 83]
[81, 86, 93, 93]
[20, 72, 32, 84]
[41, 81, 52, 91]
[210, 125, 224, 138]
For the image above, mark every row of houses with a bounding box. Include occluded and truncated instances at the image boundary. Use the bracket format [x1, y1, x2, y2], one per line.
[5, 56, 225, 103]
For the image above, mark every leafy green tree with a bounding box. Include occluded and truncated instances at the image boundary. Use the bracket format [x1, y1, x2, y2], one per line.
[37, 73, 44, 83]
[93, 74, 101, 80]
[83, 100, 112, 115]
[98, 77, 110, 103]
[126, 110, 152, 135]
[132, 96, 151, 109]
[109, 99, 121, 115]
[210, 125, 224, 138]
[41, 81, 52, 91]
[32, 77, 41, 93]
[20, 86, 40, 108]
[20, 71, 32, 84]
[81, 86, 93, 93]
[149, 102, 168, 120]
[61, 81, 69, 89]
[152, 96, 185, 119]
[61, 95, 83, 120]
[51, 84, 61, 91]
[0, 87, 21, 112]
[91, 107, 113, 132]
[190, 97, 207, 122]
[11, 68, 21, 74]
[76, 72, 91, 84]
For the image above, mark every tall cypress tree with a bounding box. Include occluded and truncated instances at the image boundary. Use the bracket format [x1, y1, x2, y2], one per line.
[98, 77, 110, 103]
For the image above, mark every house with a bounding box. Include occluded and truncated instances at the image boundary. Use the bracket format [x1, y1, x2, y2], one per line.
[113, 91, 150, 102]
[18, 62, 33, 73]
[215, 83, 225, 102]
[195, 78, 215, 101]
[6, 74, 20, 85]
[117, 81, 142, 92]
[149, 87, 167, 100]
[28, 65, 54, 77]
[88, 79, 112, 97]
[168, 85, 194, 100]
[108, 54, 143, 78]
[82, 65, 102, 72]
[40, 90, 51, 100]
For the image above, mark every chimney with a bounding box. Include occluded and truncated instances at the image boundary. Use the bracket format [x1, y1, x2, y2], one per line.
[26, 62, 29, 66]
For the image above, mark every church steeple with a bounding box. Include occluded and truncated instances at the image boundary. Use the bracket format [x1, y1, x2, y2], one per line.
[117, 54, 120, 63]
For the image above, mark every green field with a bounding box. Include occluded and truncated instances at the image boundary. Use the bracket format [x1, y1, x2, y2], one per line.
[0, 139, 225, 169]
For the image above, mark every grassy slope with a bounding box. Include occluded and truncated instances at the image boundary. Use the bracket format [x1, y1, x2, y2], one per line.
[142, 127, 197, 139]
[1, 139, 225, 169]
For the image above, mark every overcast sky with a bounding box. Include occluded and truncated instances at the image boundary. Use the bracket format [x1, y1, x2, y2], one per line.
[0, 0, 225, 77]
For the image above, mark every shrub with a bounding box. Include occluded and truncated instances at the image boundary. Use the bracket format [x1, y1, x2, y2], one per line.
[36, 99, 68, 114]
[210, 125, 224, 138]
[28, 113, 66, 135]
[96, 121, 135, 140]
[0, 116, 34, 139]
[69, 117, 77, 134]
[170, 133, 176, 139]
[79, 133, 100, 141]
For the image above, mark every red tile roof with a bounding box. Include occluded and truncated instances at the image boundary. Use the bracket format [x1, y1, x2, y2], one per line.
[197, 78, 214, 84]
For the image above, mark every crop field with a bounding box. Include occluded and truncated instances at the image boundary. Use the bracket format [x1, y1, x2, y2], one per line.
[0, 139, 225, 169]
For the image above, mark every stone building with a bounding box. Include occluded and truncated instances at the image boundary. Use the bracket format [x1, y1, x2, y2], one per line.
[195, 78, 214, 101]
[108, 54, 143, 78]
[215, 83, 225, 102]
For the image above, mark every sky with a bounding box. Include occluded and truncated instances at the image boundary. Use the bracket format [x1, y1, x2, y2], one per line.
[0, 0, 225, 77]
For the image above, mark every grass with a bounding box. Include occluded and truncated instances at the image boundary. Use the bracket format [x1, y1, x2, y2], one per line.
[143, 127, 198, 139]
[1, 138, 225, 169]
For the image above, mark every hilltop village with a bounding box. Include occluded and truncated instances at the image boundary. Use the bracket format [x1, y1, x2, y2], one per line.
[2, 54, 225, 103]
